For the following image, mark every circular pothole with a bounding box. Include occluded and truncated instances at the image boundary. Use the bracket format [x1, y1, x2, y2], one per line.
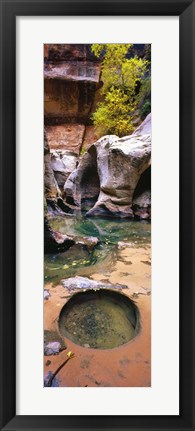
[58, 289, 140, 349]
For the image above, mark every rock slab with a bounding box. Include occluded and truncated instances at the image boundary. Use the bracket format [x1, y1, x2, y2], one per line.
[61, 276, 128, 292]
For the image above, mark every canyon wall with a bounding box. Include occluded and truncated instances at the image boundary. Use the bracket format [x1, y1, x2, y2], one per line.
[44, 44, 151, 219]
[44, 44, 102, 154]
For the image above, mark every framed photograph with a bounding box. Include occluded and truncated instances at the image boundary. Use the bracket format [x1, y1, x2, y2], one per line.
[0, 0, 194, 430]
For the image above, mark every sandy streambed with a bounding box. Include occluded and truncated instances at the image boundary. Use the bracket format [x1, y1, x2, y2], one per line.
[44, 242, 151, 387]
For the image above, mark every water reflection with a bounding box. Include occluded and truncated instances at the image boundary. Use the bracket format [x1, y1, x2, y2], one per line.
[44, 215, 151, 286]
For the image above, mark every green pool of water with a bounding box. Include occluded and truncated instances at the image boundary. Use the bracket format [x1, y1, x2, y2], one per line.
[58, 290, 139, 349]
[44, 215, 151, 285]
[49, 215, 151, 244]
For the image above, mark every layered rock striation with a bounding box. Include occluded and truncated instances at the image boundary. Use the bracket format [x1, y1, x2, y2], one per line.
[44, 44, 101, 154]
[44, 44, 151, 220]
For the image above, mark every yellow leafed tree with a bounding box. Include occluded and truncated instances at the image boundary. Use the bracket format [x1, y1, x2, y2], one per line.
[91, 44, 149, 137]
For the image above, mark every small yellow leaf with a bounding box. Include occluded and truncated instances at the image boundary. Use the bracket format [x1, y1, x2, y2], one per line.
[67, 351, 75, 359]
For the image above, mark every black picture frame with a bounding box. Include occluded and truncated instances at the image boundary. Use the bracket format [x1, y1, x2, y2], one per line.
[0, 0, 194, 430]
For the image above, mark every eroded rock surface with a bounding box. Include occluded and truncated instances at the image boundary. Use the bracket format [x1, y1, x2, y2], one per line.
[44, 44, 102, 154]
[44, 130, 61, 204]
[44, 329, 67, 356]
[64, 144, 100, 209]
[44, 289, 51, 300]
[64, 114, 151, 219]
[61, 276, 128, 292]
[45, 124, 85, 154]
[44, 130, 76, 214]
[44, 341, 61, 356]
[44, 130, 69, 214]
[44, 44, 101, 125]
[50, 149, 79, 190]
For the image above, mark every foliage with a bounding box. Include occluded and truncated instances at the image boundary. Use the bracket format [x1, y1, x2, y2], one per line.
[140, 99, 151, 120]
[80, 147, 87, 156]
[137, 76, 151, 120]
[91, 44, 149, 136]
[92, 87, 134, 136]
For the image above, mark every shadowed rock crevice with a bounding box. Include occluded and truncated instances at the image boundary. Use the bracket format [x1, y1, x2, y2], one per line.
[44, 129, 73, 215]
[80, 146, 100, 211]
[132, 165, 151, 220]
[64, 145, 100, 210]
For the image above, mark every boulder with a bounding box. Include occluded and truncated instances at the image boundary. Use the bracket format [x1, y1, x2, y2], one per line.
[44, 217, 75, 252]
[44, 289, 51, 300]
[44, 329, 67, 355]
[44, 130, 75, 215]
[50, 149, 79, 190]
[61, 276, 128, 292]
[64, 114, 151, 219]
[44, 341, 61, 356]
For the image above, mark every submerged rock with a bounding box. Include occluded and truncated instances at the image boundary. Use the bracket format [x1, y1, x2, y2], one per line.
[44, 217, 99, 253]
[64, 114, 151, 219]
[61, 276, 128, 292]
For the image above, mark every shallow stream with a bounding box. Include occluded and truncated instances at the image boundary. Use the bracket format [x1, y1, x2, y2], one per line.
[44, 215, 151, 286]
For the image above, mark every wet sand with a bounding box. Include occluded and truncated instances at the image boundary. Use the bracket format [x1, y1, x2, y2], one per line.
[44, 244, 151, 387]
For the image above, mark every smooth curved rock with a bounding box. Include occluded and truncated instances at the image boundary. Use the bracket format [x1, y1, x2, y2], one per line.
[51, 150, 79, 190]
[44, 130, 75, 215]
[132, 112, 151, 136]
[64, 114, 151, 219]
[64, 144, 100, 208]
